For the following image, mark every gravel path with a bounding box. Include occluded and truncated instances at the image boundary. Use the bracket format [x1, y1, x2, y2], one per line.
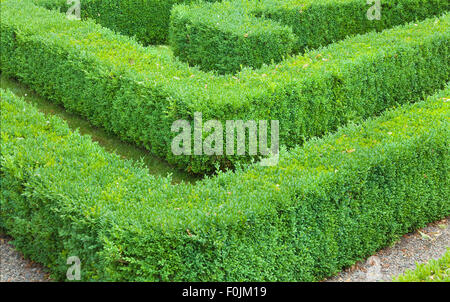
[327, 217, 450, 282]
[1, 217, 448, 282]
[0, 235, 51, 282]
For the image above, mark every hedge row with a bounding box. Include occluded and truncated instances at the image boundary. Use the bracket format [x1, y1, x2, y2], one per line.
[33, 0, 220, 45]
[1, 85, 449, 281]
[170, 0, 450, 74]
[169, 1, 296, 74]
[1, 0, 449, 173]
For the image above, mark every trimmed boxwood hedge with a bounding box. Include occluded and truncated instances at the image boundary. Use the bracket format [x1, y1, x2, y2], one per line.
[1, 85, 449, 281]
[1, 0, 449, 173]
[33, 0, 221, 45]
[169, 1, 297, 74]
[170, 0, 450, 74]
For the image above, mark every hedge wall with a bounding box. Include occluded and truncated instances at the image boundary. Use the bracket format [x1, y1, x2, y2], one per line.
[1, 0, 449, 173]
[169, 1, 296, 74]
[33, 0, 221, 45]
[1, 85, 448, 281]
[170, 0, 450, 74]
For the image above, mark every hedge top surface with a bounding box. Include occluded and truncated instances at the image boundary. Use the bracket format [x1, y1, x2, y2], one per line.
[4, 1, 200, 80]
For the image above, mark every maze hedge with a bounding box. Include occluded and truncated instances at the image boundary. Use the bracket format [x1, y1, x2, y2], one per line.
[1, 1, 449, 174]
[33, 0, 221, 45]
[169, 1, 297, 74]
[170, 0, 450, 73]
[1, 85, 449, 281]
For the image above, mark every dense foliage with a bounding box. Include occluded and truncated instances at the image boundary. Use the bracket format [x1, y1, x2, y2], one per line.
[170, 0, 450, 73]
[33, 0, 221, 45]
[2, 0, 449, 173]
[170, 1, 296, 74]
[1, 86, 449, 281]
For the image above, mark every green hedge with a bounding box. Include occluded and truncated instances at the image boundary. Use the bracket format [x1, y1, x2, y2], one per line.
[1, 85, 449, 281]
[33, 0, 221, 45]
[169, 1, 296, 74]
[170, 0, 450, 74]
[1, 0, 449, 173]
